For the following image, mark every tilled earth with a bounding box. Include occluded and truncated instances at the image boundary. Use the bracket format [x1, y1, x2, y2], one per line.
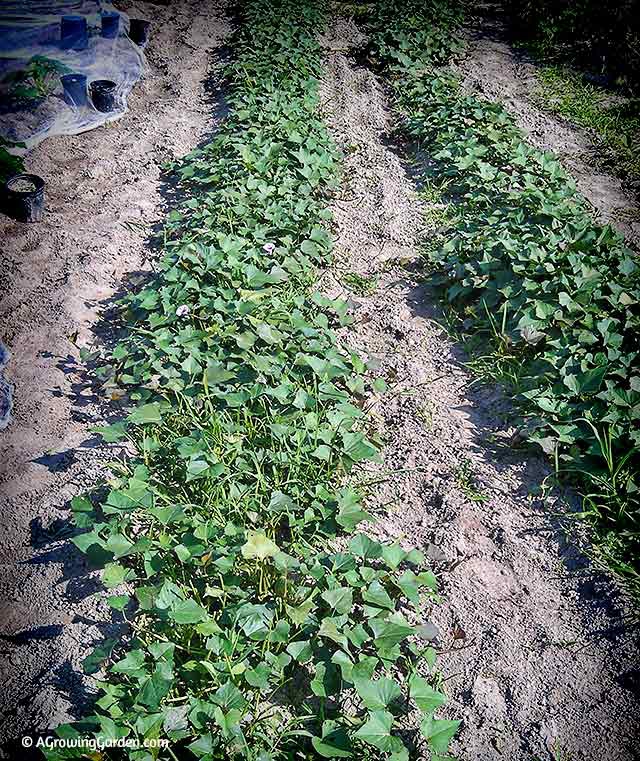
[320, 15, 640, 761]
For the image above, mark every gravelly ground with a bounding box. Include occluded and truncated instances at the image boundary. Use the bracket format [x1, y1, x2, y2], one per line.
[320, 15, 640, 761]
[0, 2, 231, 755]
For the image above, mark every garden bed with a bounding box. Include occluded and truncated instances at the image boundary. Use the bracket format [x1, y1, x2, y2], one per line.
[0, 1, 639, 760]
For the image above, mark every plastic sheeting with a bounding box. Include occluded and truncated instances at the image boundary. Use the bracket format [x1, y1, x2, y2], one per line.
[0, 1, 146, 150]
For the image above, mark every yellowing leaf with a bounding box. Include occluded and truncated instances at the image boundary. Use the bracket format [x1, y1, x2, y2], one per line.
[241, 531, 279, 560]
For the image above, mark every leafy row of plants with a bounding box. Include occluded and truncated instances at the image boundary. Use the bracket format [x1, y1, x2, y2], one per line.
[45, 2, 458, 759]
[364, 0, 640, 588]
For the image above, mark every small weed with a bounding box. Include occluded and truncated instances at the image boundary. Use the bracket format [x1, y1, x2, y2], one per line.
[2, 55, 69, 101]
[0, 136, 24, 183]
[550, 741, 573, 761]
[341, 270, 379, 294]
[416, 400, 434, 430]
[455, 458, 489, 503]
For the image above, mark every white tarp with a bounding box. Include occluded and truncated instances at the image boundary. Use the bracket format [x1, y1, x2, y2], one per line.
[0, 1, 146, 150]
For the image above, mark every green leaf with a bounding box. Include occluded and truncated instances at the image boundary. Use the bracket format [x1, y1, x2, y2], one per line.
[382, 544, 407, 570]
[322, 586, 353, 615]
[336, 490, 374, 531]
[188, 733, 214, 758]
[107, 594, 130, 611]
[362, 580, 395, 611]
[213, 680, 247, 711]
[182, 355, 202, 375]
[312, 444, 332, 461]
[137, 662, 173, 709]
[354, 710, 404, 754]
[396, 570, 420, 604]
[111, 649, 146, 676]
[311, 661, 340, 698]
[409, 675, 447, 715]
[102, 562, 135, 589]
[245, 662, 271, 689]
[234, 330, 256, 350]
[205, 360, 234, 385]
[318, 617, 350, 650]
[286, 598, 315, 626]
[92, 422, 128, 443]
[355, 677, 402, 711]
[127, 403, 163, 425]
[420, 716, 461, 753]
[82, 639, 116, 674]
[286, 640, 313, 663]
[349, 533, 382, 560]
[170, 599, 208, 624]
[342, 431, 378, 462]
[369, 617, 414, 651]
[311, 722, 353, 758]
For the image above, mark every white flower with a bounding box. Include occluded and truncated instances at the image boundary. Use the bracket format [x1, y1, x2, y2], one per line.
[263, 242, 276, 253]
[176, 304, 190, 317]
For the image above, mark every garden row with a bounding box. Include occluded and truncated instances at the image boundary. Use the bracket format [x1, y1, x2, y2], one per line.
[365, 0, 640, 588]
[45, 2, 457, 760]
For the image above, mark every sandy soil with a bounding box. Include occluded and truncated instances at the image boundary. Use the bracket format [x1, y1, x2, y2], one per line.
[320, 16, 640, 761]
[456, 2, 640, 249]
[0, 1, 231, 754]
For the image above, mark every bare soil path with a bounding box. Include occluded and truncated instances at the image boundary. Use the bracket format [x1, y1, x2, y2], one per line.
[320, 16, 640, 761]
[0, 2, 230, 753]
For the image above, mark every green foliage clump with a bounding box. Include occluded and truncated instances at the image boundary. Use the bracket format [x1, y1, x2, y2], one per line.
[2, 55, 69, 101]
[366, 0, 640, 588]
[44, 2, 457, 760]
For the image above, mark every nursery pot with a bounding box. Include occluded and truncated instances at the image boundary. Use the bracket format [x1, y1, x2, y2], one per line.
[4, 174, 45, 223]
[60, 15, 88, 51]
[89, 79, 118, 112]
[101, 11, 120, 39]
[61, 73, 87, 107]
[128, 18, 151, 47]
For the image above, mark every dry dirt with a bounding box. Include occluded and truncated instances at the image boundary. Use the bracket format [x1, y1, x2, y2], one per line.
[0, 1, 231, 755]
[320, 15, 640, 761]
[456, 3, 640, 249]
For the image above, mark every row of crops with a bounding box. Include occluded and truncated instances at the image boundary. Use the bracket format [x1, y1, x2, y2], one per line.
[45, 2, 459, 760]
[44, 0, 639, 757]
[367, 0, 640, 590]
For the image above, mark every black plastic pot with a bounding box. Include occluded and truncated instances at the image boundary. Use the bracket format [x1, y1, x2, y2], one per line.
[101, 11, 120, 39]
[61, 14, 88, 50]
[128, 18, 151, 47]
[61, 73, 87, 107]
[4, 174, 45, 223]
[89, 79, 118, 112]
